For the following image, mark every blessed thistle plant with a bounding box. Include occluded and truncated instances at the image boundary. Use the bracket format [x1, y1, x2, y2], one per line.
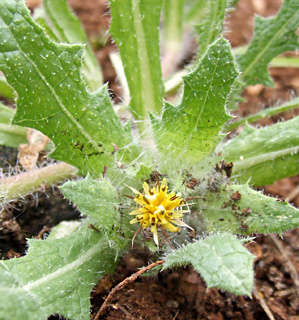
[0, 0, 299, 319]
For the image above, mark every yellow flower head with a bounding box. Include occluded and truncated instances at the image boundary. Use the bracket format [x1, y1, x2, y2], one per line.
[128, 178, 190, 246]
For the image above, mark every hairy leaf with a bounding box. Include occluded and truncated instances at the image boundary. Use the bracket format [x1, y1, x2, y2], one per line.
[199, 183, 299, 235]
[237, 0, 299, 87]
[60, 176, 123, 233]
[0, 102, 27, 148]
[163, 233, 254, 296]
[195, 0, 230, 58]
[220, 117, 299, 186]
[0, 0, 137, 176]
[109, 0, 164, 119]
[151, 38, 239, 166]
[60, 176, 133, 255]
[42, 0, 102, 91]
[0, 221, 120, 320]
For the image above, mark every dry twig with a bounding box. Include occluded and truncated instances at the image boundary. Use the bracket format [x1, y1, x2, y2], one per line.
[94, 260, 165, 320]
[253, 287, 275, 320]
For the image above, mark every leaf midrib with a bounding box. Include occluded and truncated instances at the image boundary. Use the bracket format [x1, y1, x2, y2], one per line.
[184, 47, 221, 144]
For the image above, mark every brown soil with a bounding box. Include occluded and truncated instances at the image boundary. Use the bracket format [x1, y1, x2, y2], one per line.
[2, 0, 299, 319]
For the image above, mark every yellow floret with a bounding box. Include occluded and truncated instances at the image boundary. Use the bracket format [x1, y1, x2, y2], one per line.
[128, 178, 191, 246]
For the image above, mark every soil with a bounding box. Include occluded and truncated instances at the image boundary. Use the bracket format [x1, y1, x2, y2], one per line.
[1, 0, 299, 319]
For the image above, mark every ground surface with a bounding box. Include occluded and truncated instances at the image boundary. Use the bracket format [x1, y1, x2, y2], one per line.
[1, 0, 299, 319]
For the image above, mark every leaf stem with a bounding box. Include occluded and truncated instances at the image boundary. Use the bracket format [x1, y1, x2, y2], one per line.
[0, 162, 78, 205]
[130, 0, 161, 117]
[162, 0, 184, 77]
[226, 97, 299, 131]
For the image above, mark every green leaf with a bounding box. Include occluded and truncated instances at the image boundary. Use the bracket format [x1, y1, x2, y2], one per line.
[42, 0, 103, 91]
[60, 176, 135, 252]
[220, 117, 299, 186]
[0, 0, 138, 176]
[195, 0, 230, 58]
[33, 6, 60, 42]
[152, 38, 239, 166]
[237, 0, 299, 87]
[0, 102, 27, 148]
[163, 233, 254, 296]
[0, 221, 120, 320]
[60, 176, 122, 233]
[0, 73, 15, 100]
[199, 183, 299, 235]
[109, 0, 164, 119]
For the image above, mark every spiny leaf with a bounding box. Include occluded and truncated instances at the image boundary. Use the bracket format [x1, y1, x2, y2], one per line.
[163, 233, 254, 296]
[220, 116, 299, 186]
[60, 176, 123, 234]
[195, 0, 231, 58]
[60, 176, 141, 247]
[237, 0, 299, 87]
[109, 0, 164, 119]
[199, 183, 299, 235]
[151, 38, 239, 167]
[0, 0, 138, 176]
[0, 221, 120, 320]
[42, 0, 103, 91]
